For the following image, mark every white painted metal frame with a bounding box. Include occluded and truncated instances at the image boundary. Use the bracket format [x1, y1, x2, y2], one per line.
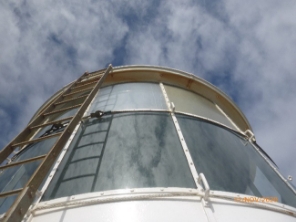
[31, 188, 204, 214]
[215, 104, 242, 132]
[27, 188, 296, 218]
[159, 83, 202, 190]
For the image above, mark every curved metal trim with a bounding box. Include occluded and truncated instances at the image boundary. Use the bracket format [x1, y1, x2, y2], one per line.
[28, 66, 252, 132]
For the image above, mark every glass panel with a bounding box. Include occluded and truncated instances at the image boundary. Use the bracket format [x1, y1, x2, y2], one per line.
[177, 114, 296, 208]
[50, 107, 78, 121]
[87, 83, 167, 114]
[0, 160, 42, 193]
[13, 137, 57, 162]
[33, 107, 77, 139]
[33, 122, 66, 139]
[164, 85, 234, 129]
[0, 195, 17, 215]
[43, 113, 195, 200]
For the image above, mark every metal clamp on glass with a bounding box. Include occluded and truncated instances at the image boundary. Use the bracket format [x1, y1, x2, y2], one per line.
[198, 173, 210, 201]
[41, 123, 67, 137]
[170, 102, 175, 112]
[90, 110, 112, 119]
[244, 129, 256, 142]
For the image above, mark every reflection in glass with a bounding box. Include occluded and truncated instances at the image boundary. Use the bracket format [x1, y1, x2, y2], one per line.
[43, 113, 195, 200]
[87, 83, 167, 114]
[177, 114, 296, 208]
[164, 85, 234, 129]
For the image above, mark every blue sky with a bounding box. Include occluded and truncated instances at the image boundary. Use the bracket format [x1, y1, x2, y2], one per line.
[0, 0, 296, 186]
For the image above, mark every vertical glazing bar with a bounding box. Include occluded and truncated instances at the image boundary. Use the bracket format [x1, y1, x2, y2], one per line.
[215, 104, 242, 133]
[159, 83, 202, 190]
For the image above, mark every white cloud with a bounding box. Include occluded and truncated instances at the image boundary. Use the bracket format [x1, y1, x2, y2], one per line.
[0, 0, 129, 145]
[124, 0, 296, 184]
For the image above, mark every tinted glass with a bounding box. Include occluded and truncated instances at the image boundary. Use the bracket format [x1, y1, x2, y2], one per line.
[87, 83, 167, 114]
[0, 160, 42, 193]
[43, 113, 195, 200]
[164, 85, 234, 129]
[13, 137, 57, 162]
[177, 114, 296, 207]
[0, 195, 17, 215]
[33, 107, 77, 139]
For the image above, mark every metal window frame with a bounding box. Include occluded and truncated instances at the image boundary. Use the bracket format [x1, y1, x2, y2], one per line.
[3, 78, 295, 219]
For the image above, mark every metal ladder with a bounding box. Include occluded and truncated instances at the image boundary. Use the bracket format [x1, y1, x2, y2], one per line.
[0, 65, 113, 222]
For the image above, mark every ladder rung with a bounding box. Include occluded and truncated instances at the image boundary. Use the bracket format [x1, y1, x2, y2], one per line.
[0, 155, 46, 171]
[30, 116, 74, 130]
[80, 72, 104, 80]
[11, 132, 62, 148]
[71, 81, 98, 91]
[54, 95, 88, 106]
[76, 75, 102, 86]
[43, 104, 82, 116]
[63, 87, 93, 97]
[0, 188, 22, 198]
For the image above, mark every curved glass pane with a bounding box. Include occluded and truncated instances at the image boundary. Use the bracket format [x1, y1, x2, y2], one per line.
[0, 160, 42, 193]
[0, 195, 17, 215]
[14, 137, 57, 162]
[33, 107, 77, 139]
[177, 114, 296, 208]
[87, 83, 167, 114]
[164, 85, 234, 129]
[43, 112, 195, 200]
[51, 106, 78, 121]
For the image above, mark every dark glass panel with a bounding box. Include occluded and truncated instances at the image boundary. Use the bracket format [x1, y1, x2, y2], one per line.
[177, 114, 296, 208]
[43, 113, 195, 200]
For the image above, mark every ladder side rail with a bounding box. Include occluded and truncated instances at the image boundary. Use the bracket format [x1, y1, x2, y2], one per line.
[2, 65, 113, 222]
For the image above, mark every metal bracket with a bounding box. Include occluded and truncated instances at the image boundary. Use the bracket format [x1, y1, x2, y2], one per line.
[244, 129, 256, 142]
[198, 173, 210, 201]
[90, 110, 112, 119]
[170, 102, 175, 112]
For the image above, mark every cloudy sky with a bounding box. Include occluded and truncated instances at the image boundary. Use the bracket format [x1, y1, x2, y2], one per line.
[0, 0, 296, 186]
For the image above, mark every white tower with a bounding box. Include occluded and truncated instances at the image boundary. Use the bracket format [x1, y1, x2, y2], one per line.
[0, 65, 295, 221]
